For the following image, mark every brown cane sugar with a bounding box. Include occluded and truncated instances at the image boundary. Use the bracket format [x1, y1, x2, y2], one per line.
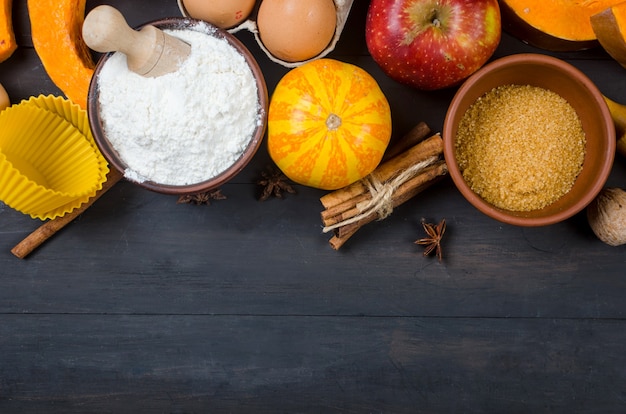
[454, 84, 586, 212]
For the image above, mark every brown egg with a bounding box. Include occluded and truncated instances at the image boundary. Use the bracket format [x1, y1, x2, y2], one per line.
[257, 0, 337, 63]
[182, 0, 256, 29]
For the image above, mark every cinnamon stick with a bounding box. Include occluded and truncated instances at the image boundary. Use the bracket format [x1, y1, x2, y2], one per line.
[381, 121, 431, 162]
[11, 168, 124, 259]
[328, 224, 360, 250]
[329, 161, 448, 250]
[320, 192, 371, 224]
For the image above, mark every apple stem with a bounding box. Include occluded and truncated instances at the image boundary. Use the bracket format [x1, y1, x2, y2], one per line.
[401, 3, 450, 45]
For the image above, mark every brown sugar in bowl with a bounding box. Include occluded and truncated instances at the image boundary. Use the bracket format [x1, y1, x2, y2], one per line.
[87, 17, 268, 195]
[443, 53, 615, 226]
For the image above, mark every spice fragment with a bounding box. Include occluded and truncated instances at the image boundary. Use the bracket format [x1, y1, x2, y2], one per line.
[177, 189, 226, 205]
[257, 164, 296, 201]
[415, 218, 446, 262]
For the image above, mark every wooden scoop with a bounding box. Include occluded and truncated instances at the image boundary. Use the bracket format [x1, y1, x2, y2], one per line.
[82, 5, 191, 77]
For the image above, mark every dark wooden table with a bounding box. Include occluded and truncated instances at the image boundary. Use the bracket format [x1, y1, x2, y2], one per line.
[2, 1, 626, 412]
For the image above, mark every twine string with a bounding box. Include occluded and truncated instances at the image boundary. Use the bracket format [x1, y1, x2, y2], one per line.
[322, 156, 439, 233]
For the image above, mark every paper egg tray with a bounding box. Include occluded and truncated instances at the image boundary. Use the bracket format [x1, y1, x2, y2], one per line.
[177, 0, 354, 68]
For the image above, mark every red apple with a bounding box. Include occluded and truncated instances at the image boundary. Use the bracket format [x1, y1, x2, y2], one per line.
[365, 0, 501, 90]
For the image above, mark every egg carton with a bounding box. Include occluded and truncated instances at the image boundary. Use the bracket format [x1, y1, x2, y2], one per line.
[177, 0, 354, 68]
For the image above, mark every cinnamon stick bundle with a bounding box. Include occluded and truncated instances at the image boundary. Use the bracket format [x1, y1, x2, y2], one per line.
[320, 123, 448, 250]
[320, 132, 443, 210]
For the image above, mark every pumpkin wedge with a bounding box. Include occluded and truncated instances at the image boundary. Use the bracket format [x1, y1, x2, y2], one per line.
[0, 0, 17, 62]
[603, 95, 626, 158]
[0, 82, 9, 110]
[28, 0, 95, 109]
[591, 3, 626, 69]
[499, 0, 623, 51]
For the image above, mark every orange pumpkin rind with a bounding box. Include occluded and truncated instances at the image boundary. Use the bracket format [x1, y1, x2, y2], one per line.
[0, 0, 17, 62]
[591, 3, 626, 69]
[499, 0, 624, 51]
[28, 0, 95, 109]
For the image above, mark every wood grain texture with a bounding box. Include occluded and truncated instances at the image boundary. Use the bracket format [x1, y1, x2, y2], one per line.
[1, 1, 626, 412]
[1, 315, 623, 413]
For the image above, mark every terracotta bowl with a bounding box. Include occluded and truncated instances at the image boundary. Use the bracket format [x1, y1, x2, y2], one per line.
[88, 17, 268, 195]
[443, 53, 615, 226]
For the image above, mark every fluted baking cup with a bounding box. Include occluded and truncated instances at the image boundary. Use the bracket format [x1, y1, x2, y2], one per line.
[22, 95, 92, 139]
[21, 95, 107, 168]
[0, 103, 108, 220]
[21, 95, 110, 218]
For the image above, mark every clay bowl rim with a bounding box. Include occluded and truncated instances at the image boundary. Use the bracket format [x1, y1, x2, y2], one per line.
[87, 17, 268, 195]
[442, 53, 615, 227]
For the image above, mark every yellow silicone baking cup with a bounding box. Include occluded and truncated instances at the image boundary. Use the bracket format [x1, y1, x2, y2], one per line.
[19, 95, 111, 218]
[0, 98, 109, 220]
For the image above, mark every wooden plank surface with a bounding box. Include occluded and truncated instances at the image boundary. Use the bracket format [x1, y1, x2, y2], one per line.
[1, 0, 626, 412]
[1, 315, 623, 413]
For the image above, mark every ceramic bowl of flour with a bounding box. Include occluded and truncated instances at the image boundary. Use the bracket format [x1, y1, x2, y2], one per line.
[87, 17, 268, 195]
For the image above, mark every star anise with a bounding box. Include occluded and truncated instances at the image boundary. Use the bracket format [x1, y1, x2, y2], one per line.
[415, 218, 446, 262]
[257, 165, 296, 201]
[176, 189, 226, 205]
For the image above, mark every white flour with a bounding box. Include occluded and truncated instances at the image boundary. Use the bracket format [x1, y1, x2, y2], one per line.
[97, 22, 261, 186]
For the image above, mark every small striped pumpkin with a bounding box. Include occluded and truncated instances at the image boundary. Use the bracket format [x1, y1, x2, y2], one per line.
[267, 58, 392, 190]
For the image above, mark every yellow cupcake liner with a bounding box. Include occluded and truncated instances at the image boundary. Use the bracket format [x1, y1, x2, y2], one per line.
[0, 98, 109, 220]
[19, 95, 111, 219]
[22, 95, 93, 142]
[21, 94, 109, 175]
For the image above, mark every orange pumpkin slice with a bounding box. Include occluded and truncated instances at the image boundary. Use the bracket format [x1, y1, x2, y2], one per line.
[267, 58, 392, 191]
[591, 2, 626, 69]
[0, 0, 17, 62]
[28, 0, 95, 109]
[500, 0, 624, 51]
